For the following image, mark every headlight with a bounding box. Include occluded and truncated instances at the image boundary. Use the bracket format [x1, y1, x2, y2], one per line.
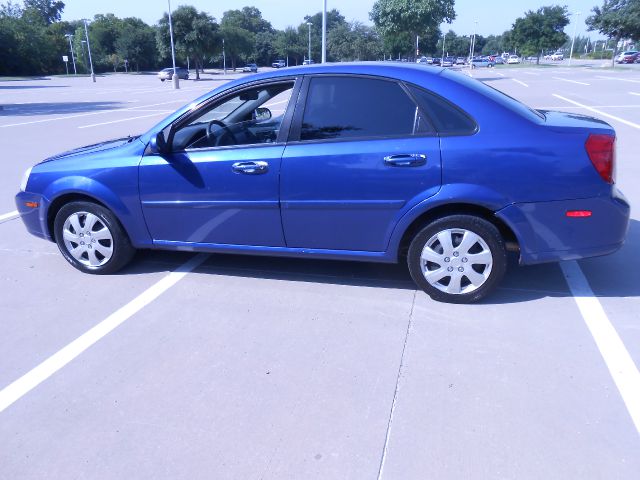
[20, 166, 32, 192]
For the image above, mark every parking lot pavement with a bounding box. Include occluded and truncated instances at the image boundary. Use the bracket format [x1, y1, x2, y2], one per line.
[1, 69, 639, 479]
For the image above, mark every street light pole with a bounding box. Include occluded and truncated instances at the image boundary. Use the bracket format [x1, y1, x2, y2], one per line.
[222, 38, 226, 75]
[568, 11, 581, 66]
[307, 22, 312, 63]
[167, 0, 180, 89]
[321, 0, 327, 63]
[65, 33, 77, 75]
[470, 21, 478, 64]
[83, 19, 96, 82]
[441, 33, 446, 64]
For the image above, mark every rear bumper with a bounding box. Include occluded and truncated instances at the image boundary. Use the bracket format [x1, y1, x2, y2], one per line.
[496, 189, 630, 265]
[15, 191, 52, 241]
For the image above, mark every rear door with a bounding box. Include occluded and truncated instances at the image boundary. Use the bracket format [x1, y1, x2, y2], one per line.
[280, 75, 442, 252]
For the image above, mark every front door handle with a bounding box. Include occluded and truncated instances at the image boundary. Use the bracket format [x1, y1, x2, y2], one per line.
[232, 161, 269, 175]
[383, 154, 427, 167]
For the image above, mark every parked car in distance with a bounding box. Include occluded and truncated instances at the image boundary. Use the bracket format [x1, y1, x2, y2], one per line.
[431, 57, 441, 65]
[303, 59, 315, 65]
[493, 56, 504, 64]
[272, 59, 286, 68]
[617, 51, 639, 64]
[416, 56, 429, 64]
[550, 52, 564, 60]
[442, 56, 455, 67]
[242, 64, 258, 73]
[15, 63, 629, 304]
[157, 67, 189, 81]
[507, 55, 520, 64]
[456, 57, 465, 65]
[471, 57, 496, 68]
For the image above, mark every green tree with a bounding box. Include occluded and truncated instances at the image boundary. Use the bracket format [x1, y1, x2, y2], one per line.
[116, 18, 156, 71]
[586, 0, 640, 66]
[157, 6, 218, 79]
[327, 21, 383, 61]
[23, 0, 64, 24]
[370, 0, 455, 59]
[273, 26, 306, 65]
[222, 6, 272, 34]
[90, 14, 123, 71]
[510, 5, 570, 63]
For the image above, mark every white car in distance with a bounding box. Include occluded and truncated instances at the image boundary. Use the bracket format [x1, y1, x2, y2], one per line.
[507, 55, 521, 64]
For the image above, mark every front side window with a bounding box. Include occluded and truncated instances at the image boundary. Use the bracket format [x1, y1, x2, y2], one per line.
[171, 82, 294, 151]
[300, 76, 430, 141]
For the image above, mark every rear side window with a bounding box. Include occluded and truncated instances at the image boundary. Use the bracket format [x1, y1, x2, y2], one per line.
[408, 85, 477, 135]
[300, 76, 430, 141]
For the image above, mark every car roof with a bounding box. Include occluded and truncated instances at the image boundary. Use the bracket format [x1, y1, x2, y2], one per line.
[246, 62, 447, 81]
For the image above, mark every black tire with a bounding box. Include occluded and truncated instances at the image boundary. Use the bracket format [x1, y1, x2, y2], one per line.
[160, 79, 165, 82]
[407, 215, 507, 304]
[53, 201, 136, 274]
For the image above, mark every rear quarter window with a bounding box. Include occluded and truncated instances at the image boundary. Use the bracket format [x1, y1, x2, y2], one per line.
[407, 85, 477, 135]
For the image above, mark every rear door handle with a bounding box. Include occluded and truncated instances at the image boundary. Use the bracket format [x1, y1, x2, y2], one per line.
[232, 161, 269, 175]
[383, 154, 427, 167]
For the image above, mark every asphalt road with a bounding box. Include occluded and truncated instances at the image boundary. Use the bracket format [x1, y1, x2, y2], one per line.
[1, 65, 639, 479]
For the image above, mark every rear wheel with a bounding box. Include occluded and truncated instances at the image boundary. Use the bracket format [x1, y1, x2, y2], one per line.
[54, 201, 136, 274]
[407, 215, 507, 303]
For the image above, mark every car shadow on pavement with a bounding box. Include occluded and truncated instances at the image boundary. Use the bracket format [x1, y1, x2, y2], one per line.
[0, 101, 123, 116]
[0, 84, 67, 90]
[118, 220, 640, 305]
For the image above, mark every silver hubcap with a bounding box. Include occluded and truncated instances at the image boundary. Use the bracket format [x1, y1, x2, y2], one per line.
[420, 228, 493, 295]
[62, 212, 113, 267]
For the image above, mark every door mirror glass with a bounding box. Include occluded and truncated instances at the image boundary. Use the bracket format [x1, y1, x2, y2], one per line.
[254, 107, 272, 121]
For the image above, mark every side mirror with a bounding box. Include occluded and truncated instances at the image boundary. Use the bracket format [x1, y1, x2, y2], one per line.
[254, 107, 272, 121]
[149, 131, 168, 154]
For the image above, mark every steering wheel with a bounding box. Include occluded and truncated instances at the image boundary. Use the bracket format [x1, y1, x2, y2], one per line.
[207, 119, 237, 146]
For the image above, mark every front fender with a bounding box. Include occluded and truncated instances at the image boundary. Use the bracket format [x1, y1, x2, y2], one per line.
[42, 177, 152, 248]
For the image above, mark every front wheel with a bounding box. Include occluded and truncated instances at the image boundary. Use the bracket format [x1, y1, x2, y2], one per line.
[54, 201, 136, 274]
[407, 215, 507, 303]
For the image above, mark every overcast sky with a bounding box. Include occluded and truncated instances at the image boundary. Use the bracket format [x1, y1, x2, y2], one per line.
[60, 0, 600, 38]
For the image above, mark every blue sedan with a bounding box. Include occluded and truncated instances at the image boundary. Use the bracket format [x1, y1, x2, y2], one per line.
[16, 63, 629, 303]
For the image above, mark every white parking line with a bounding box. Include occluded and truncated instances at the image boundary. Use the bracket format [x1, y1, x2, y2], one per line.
[597, 76, 640, 84]
[552, 77, 590, 85]
[561, 261, 640, 436]
[0, 210, 19, 222]
[522, 71, 540, 76]
[0, 100, 186, 128]
[78, 111, 171, 129]
[0, 253, 209, 413]
[496, 72, 505, 77]
[630, 92, 640, 96]
[513, 79, 529, 87]
[552, 94, 640, 129]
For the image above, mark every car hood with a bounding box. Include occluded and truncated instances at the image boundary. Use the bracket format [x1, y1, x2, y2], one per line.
[41, 136, 142, 163]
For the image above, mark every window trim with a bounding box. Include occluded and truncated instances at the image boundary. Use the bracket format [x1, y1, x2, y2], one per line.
[165, 76, 302, 154]
[287, 73, 439, 145]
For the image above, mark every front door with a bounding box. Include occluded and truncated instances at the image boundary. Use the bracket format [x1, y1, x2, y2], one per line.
[139, 80, 297, 247]
[280, 75, 442, 252]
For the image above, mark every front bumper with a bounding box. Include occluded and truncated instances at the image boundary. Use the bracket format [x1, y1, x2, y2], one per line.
[15, 191, 52, 241]
[496, 190, 630, 265]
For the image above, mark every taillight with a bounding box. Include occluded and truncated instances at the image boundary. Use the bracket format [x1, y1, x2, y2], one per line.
[585, 134, 615, 184]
